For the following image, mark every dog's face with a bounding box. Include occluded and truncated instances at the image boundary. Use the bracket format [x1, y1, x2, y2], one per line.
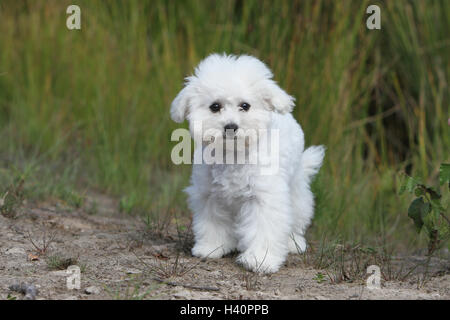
[171, 54, 295, 142]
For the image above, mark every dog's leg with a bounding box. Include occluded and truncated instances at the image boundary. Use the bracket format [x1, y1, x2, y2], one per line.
[288, 168, 315, 254]
[235, 177, 292, 273]
[190, 195, 237, 259]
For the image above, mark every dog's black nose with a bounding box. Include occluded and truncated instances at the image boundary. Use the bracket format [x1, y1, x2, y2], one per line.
[224, 123, 238, 132]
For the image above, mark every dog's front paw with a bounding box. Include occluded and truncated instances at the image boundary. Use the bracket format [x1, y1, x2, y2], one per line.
[192, 243, 225, 259]
[236, 250, 283, 273]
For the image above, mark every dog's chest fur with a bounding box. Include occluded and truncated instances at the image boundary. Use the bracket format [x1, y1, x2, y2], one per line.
[210, 164, 257, 204]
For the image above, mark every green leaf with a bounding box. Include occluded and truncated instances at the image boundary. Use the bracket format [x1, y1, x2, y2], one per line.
[399, 175, 421, 195]
[439, 163, 450, 187]
[6, 294, 16, 300]
[408, 197, 431, 233]
[423, 185, 441, 200]
[414, 187, 424, 197]
[430, 198, 445, 214]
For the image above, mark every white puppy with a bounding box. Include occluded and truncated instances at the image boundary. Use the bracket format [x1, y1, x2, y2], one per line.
[170, 53, 325, 273]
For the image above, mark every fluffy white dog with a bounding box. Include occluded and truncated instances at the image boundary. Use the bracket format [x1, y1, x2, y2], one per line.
[170, 53, 325, 273]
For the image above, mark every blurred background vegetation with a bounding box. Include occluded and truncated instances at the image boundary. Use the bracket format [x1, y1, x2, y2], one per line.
[0, 0, 448, 251]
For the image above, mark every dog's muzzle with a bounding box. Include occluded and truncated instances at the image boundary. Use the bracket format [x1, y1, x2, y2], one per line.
[224, 123, 238, 138]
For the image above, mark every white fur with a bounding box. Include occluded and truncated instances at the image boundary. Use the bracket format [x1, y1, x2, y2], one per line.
[171, 53, 325, 273]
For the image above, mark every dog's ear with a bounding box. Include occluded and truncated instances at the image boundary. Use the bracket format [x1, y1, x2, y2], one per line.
[170, 83, 193, 123]
[262, 80, 295, 114]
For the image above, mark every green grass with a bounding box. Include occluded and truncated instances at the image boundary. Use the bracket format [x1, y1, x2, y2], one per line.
[46, 254, 86, 272]
[0, 0, 448, 251]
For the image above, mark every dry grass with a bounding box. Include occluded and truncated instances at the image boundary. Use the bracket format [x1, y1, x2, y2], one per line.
[301, 237, 449, 286]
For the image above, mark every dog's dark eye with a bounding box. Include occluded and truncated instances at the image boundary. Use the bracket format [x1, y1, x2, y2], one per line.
[209, 102, 221, 113]
[240, 102, 251, 111]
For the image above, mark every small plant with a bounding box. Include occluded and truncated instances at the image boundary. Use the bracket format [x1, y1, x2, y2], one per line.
[6, 294, 17, 300]
[119, 194, 138, 214]
[313, 272, 327, 283]
[239, 251, 270, 290]
[143, 208, 174, 239]
[175, 220, 194, 254]
[87, 200, 98, 215]
[135, 249, 199, 280]
[105, 274, 158, 300]
[58, 188, 85, 209]
[399, 163, 450, 255]
[0, 178, 25, 219]
[27, 230, 56, 256]
[301, 239, 413, 284]
[46, 254, 79, 270]
[241, 269, 261, 291]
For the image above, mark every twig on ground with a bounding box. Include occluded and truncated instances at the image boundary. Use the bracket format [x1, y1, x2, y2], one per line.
[27, 229, 56, 255]
[151, 277, 219, 292]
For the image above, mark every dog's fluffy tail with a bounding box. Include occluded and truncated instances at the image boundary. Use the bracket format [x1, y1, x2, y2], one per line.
[302, 145, 325, 183]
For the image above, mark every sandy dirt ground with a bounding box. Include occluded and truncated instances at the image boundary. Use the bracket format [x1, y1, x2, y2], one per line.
[1, 194, 449, 300]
